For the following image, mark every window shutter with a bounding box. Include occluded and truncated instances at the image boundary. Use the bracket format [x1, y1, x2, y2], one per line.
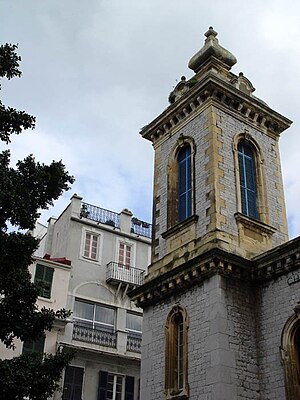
[62, 367, 73, 400]
[43, 266, 54, 298]
[98, 371, 108, 400]
[125, 376, 135, 400]
[62, 366, 84, 400]
[44, 266, 54, 283]
[35, 264, 44, 281]
[22, 337, 44, 358]
[34, 265, 54, 299]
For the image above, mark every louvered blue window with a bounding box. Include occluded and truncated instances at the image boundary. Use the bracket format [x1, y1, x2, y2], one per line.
[178, 145, 192, 222]
[238, 142, 258, 219]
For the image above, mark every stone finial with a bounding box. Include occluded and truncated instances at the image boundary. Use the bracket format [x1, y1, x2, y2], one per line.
[188, 27, 237, 73]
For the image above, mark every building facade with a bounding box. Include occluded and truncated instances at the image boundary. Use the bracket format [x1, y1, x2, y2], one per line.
[1, 194, 151, 400]
[130, 28, 300, 400]
[0, 253, 72, 368]
[47, 195, 151, 400]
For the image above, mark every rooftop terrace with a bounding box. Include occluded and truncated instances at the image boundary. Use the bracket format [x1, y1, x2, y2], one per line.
[80, 202, 152, 239]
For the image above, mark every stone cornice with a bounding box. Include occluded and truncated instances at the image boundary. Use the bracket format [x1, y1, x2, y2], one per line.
[129, 237, 300, 308]
[252, 236, 300, 281]
[140, 72, 292, 144]
[129, 248, 252, 308]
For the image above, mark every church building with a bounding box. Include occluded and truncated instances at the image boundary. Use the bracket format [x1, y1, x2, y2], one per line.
[130, 27, 300, 400]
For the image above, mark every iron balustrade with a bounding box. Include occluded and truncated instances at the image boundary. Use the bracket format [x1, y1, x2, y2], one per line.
[126, 332, 142, 353]
[106, 262, 144, 286]
[80, 202, 120, 228]
[80, 202, 152, 239]
[72, 322, 117, 348]
[130, 219, 152, 239]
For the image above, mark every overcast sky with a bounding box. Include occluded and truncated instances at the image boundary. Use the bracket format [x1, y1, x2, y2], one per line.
[1, 0, 300, 238]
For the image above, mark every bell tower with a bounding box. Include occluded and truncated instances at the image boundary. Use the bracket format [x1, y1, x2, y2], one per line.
[145, 26, 291, 280]
[131, 28, 292, 400]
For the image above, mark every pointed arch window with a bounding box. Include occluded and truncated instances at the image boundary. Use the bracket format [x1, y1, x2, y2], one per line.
[177, 145, 192, 223]
[281, 309, 300, 399]
[238, 141, 258, 219]
[165, 305, 189, 399]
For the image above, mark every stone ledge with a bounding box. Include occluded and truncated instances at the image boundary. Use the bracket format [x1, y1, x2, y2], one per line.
[129, 237, 300, 308]
[162, 215, 199, 239]
[234, 212, 276, 235]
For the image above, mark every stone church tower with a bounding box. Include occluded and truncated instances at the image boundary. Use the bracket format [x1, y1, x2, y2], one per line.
[131, 28, 300, 400]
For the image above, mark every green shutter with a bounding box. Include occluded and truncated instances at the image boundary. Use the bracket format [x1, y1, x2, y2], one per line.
[35, 264, 44, 281]
[34, 264, 54, 299]
[43, 266, 54, 298]
[22, 336, 45, 359]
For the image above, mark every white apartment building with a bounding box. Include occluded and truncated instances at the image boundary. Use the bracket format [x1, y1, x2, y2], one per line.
[1, 194, 151, 400]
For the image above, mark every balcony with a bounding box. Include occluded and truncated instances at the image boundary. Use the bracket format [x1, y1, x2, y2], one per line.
[72, 322, 117, 348]
[72, 322, 142, 354]
[80, 202, 152, 239]
[80, 202, 120, 228]
[106, 262, 144, 287]
[126, 332, 142, 353]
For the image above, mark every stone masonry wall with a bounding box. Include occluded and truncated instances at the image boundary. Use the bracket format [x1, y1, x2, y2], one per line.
[256, 270, 300, 400]
[153, 109, 209, 261]
[218, 108, 287, 248]
[140, 274, 263, 400]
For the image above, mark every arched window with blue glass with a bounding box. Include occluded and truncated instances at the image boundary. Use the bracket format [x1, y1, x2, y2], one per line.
[177, 144, 192, 223]
[238, 141, 258, 219]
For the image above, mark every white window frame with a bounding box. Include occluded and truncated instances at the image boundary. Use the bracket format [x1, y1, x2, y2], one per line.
[81, 228, 102, 263]
[126, 312, 143, 335]
[107, 373, 125, 400]
[115, 238, 136, 268]
[74, 299, 115, 332]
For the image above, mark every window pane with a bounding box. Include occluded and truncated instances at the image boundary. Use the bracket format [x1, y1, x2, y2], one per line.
[178, 160, 187, 194]
[238, 154, 245, 187]
[126, 313, 142, 332]
[95, 305, 115, 326]
[125, 245, 131, 266]
[245, 157, 255, 191]
[91, 235, 98, 259]
[241, 188, 247, 215]
[247, 190, 258, 219]
[84, 232, 99, 259]
[84, 233, 91, 257]
[119, 243, 132, 266]
[238, 142, 257, 219]
[74, 300, 94, 321]
[178, 145, 192, 222]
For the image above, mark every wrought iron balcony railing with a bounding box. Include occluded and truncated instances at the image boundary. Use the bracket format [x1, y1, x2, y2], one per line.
[72, 322, 117, 348]
[80, 202, 152, 239]
[106, 262, 144, 287]
[126, 332, 142, 353]
[80, 202, 120, 228]
[130, 218, 152, 239]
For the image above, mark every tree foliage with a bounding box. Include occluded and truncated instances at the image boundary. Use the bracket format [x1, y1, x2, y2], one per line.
[0, 43, 75, 399]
